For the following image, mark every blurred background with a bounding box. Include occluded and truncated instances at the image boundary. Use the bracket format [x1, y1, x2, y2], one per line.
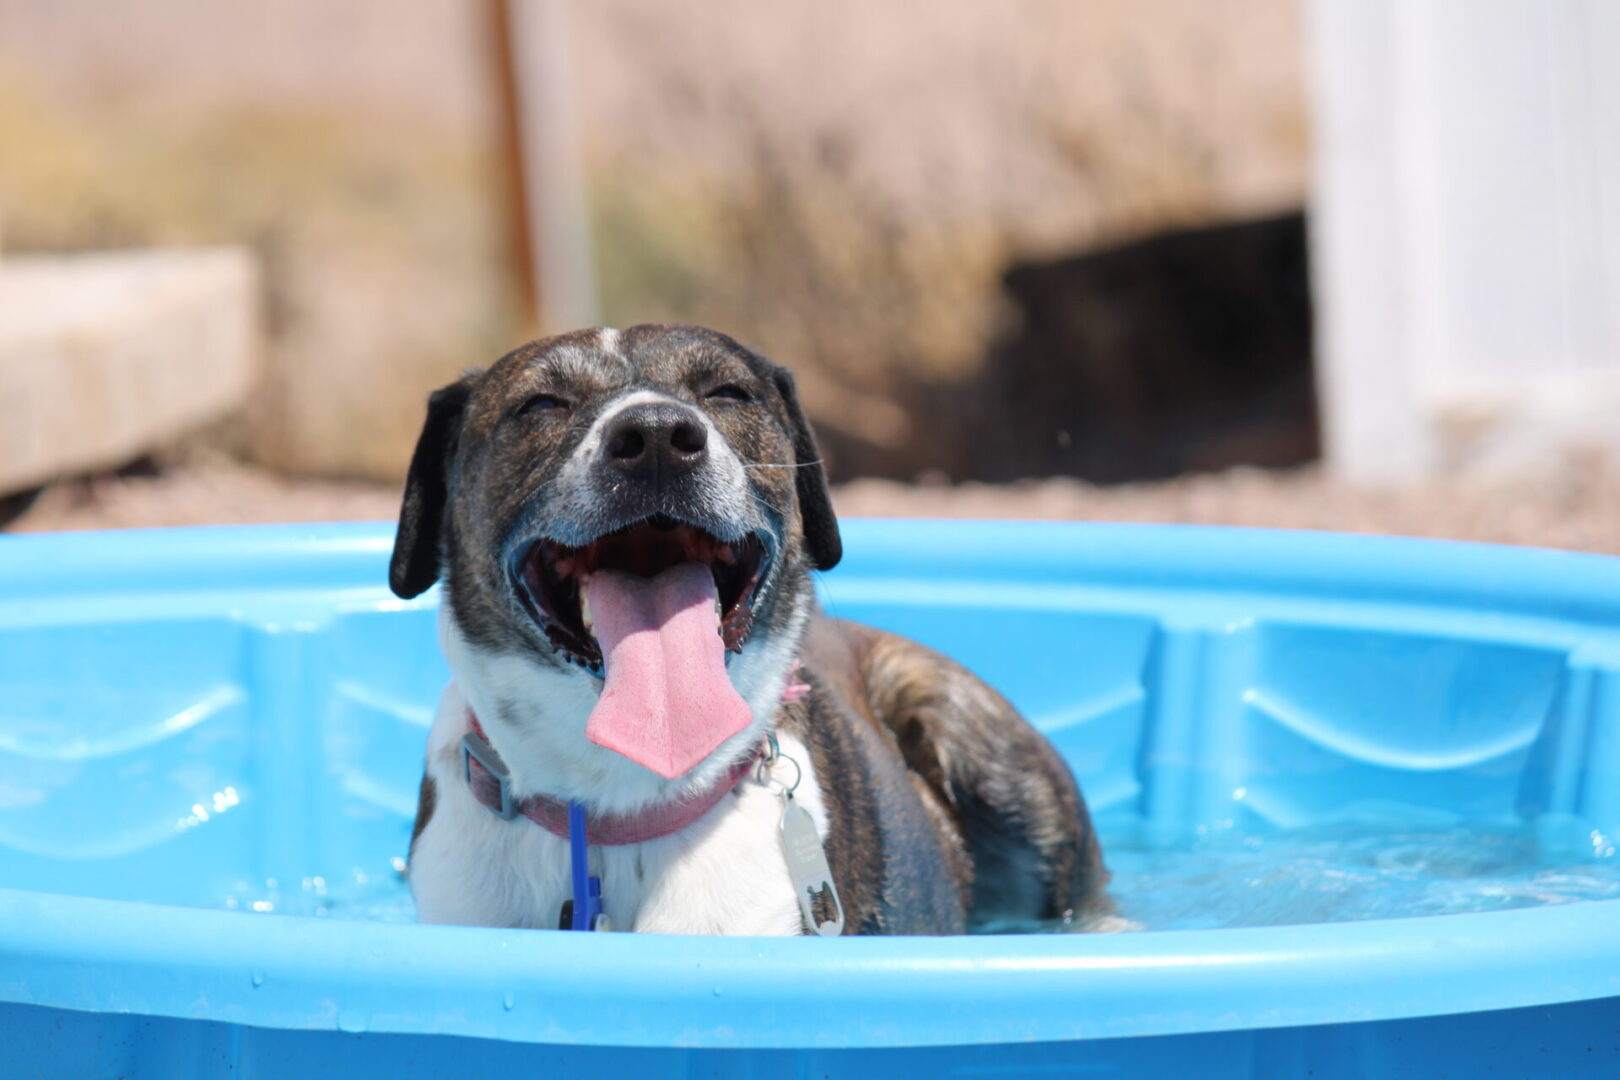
[0, 0, 1614, 551]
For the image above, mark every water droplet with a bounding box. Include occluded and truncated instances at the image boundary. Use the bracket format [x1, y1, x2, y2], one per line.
[336, 1011, 367, 1034]
[502, 992, 515, 1011]
[712, 986, 723, 997]
[250, 971, 265, 988]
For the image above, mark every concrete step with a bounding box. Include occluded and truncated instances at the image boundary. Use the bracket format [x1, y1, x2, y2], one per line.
[0, 248, 258, 494]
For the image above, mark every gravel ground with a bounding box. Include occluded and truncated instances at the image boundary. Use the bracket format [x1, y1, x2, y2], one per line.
[9, 458, 1618, 555]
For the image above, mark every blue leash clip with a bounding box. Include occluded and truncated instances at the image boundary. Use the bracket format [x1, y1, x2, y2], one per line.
[566, 801, 607, 931]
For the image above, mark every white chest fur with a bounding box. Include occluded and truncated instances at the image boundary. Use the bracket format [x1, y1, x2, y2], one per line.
[409, 683, 828, 936]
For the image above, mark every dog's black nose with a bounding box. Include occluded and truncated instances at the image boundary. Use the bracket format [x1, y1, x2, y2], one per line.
[601, 402, 709, 479]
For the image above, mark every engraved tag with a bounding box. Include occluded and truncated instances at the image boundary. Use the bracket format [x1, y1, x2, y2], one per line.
[779, 797, 844, 936]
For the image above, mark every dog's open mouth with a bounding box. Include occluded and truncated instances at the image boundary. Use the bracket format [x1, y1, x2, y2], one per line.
[512, 514, 769, 779]
[516, 514, 769, 673]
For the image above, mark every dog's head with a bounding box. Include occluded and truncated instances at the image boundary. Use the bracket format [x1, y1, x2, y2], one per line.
[389, 324, 838, 785]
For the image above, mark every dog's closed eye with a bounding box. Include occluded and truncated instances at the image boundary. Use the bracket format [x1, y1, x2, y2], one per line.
[515, 392, 570, 417]
[705, 384, 752, 403]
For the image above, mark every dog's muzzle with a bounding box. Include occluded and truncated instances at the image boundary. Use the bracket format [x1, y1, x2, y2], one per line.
[509, 516, 772, 779]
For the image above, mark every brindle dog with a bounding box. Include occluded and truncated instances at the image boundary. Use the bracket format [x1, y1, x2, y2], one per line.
[395, 323, 1109, 935]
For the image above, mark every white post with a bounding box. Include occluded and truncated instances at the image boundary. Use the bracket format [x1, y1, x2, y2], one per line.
[1308, 0, 1620, 483]
[1306, 0, 1434, 484]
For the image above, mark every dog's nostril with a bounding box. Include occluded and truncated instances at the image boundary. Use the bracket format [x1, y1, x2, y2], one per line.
[607, 427, 646, 460]
[670, 421, 707, 457]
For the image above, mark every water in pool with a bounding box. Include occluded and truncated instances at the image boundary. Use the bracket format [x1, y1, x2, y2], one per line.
[224, 818, 1620, 931]
[1090, 818, 1620, 932]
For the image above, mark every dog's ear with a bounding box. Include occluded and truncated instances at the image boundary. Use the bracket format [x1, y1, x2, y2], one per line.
[390, 375, 478, 599]
[769, 365, 842, 571]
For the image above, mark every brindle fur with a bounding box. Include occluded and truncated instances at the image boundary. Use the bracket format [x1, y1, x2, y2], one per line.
[393, 323, 1108, 933]
[805, 620, 1112, 925]
[410, 775, 437, 854]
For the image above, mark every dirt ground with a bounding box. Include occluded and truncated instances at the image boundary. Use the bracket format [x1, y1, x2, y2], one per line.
[10, 458, 1618, 556]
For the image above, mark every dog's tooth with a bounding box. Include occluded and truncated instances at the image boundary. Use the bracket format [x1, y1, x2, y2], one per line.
[580, 576, 593, 630]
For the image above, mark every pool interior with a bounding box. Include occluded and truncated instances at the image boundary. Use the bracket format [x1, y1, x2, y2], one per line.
[4, 547, 1620, 936]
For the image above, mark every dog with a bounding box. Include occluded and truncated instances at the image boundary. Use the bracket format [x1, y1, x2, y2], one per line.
[393, 324, 1111, 935]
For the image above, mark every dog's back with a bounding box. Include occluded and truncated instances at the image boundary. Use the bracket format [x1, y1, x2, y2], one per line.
[793, 617, 1110, 933]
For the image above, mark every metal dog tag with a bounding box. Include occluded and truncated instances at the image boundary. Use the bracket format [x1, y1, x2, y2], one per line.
[779, 797, 844, 936]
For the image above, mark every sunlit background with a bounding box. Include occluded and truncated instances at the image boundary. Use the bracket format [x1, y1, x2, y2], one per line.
[1, 0, 1614, 551]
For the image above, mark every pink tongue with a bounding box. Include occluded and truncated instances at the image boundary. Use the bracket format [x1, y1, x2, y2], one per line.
[584, 562, 753, 779]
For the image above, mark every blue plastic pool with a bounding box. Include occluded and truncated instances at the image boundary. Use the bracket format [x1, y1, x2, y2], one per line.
[2, 521, 1618, 1078]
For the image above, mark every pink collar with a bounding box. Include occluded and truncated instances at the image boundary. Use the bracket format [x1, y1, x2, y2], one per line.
[460, 711, 765, 845]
